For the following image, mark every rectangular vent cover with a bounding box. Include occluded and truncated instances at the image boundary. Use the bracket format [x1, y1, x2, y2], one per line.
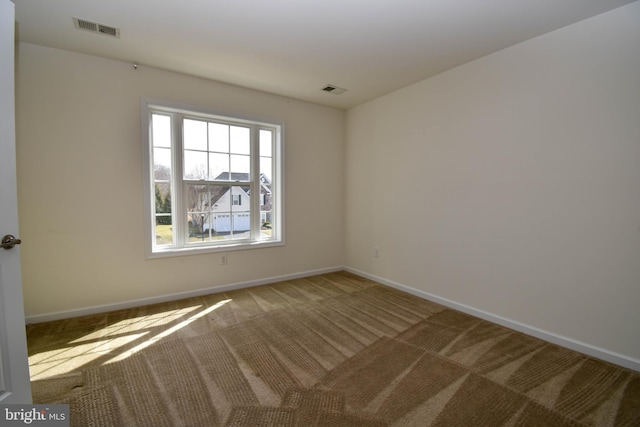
[322, 85, 347, 95]
[73, 17, 120, 39]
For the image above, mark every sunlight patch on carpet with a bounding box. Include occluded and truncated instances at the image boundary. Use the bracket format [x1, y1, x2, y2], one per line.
[106, 299, 232, 363]
[29, 332, 148, 380]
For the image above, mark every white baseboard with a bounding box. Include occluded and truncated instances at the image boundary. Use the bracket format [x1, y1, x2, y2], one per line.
[25, 266, 343, 324]
[345, 267, 640, 373]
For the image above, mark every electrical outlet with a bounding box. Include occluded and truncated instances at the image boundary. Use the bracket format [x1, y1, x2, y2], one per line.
[374, 247, 380, 258]
[220, 253, 228, 265]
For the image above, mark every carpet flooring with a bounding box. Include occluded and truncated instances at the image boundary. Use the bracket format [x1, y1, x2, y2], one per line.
[27, 271, 640, 426]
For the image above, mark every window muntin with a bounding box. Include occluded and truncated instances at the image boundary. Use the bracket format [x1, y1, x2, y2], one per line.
[145, 103, 282, 257]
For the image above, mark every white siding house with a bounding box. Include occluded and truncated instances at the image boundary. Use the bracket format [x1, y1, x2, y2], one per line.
[205, 186, 251, 233]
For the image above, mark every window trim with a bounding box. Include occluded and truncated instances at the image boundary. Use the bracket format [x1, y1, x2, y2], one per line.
[142, 98, 285, 259]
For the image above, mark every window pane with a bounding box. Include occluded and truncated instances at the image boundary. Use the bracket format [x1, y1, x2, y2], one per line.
[210, 186, 231, 212]
[260, 156, 272, 182]
[155, 216, 173, 245]
[230, 154, 250, 177]
[259, 172, 273, 239]
[186, 184, 211, 241]
[188, 211, 212, 241]
[154, 148, 172, 181]
[186, 184, 233, 243]
[152, 114, 171, 148]
[230, 126, 250, 154]
[259, 129, 272, 157]
[185, 183, 210, 213]
[261, 206, 273, 239]
[184, 119, 208, 151]
[154, 183, 171, 213]
[231, 186, 249, 213]
[209, 153, 229, 180]
[209, 123, 229, 153]
[188, 213, 213, 241]
[184, 150, 208, 179]
[229, 186, 251, 240]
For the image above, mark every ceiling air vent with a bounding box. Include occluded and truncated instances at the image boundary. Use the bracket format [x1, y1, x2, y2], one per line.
[322, 85, 347, 95]
[73, 17, 120, 39]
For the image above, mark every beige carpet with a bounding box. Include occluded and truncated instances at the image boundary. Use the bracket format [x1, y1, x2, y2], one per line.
[27, 271, 640, 426]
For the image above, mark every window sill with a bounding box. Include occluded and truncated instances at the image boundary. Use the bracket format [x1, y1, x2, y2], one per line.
[146, 239, 284, 259]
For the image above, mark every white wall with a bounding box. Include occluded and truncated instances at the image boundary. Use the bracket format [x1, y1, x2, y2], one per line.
[16, 43, 344, 318]
[345, 2, 640, 365]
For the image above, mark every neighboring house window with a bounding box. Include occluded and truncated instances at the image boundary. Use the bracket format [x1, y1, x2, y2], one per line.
[143, 100, 283, 257]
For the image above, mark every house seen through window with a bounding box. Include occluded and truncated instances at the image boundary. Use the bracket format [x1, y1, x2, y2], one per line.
[144, 101, 283, 257]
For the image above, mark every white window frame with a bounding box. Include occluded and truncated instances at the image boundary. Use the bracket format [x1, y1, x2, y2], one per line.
[142, 99, 284, 258]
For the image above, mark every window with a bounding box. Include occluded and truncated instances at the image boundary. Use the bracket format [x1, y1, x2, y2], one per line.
[143, 100, 283, 257]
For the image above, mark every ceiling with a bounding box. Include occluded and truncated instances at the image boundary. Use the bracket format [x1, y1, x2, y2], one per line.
[14, 0, 637, 109]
